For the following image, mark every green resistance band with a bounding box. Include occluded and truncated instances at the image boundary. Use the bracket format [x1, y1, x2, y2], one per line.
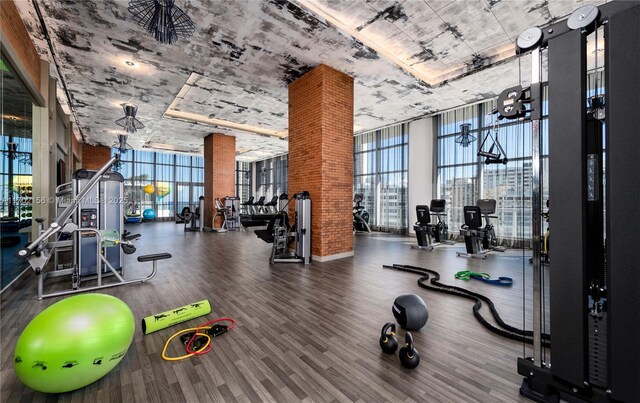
[455, 270, 513, 286]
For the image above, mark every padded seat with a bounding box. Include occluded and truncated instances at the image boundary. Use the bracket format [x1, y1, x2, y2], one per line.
[414, 205, 433, 231]
[430, 199, 446, 214]
[215, 198, 229, 213]
[254, 212, 288, 243]
[137, 253, 172, 262]
[176, 207, 191, 222]
[460, 206, 484, 237]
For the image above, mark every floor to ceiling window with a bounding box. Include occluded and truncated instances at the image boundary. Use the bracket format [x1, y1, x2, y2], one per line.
[255, 155, 287, 199]
[354, 123, 408, 234]
[236, 161, 251, 202]
[113, 150, 254, 221]
[1, 51, 34, 291]
[436, 93, 550, 244]
[113, 149, 205, 221]
[434, 72, 610, 245]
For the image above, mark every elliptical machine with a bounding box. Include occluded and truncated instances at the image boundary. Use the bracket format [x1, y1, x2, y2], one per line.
[353, 193, 371, 233]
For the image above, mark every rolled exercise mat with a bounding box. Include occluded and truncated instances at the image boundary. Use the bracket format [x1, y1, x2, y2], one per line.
[142, 300, 211, 335]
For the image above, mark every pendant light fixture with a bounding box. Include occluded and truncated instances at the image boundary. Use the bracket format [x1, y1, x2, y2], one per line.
[455, 108, 476, 147]
[128, 0, 196, 44]
[115, 103, 145, 134]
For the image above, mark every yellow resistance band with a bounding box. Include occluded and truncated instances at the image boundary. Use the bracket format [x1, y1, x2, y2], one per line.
[161, 327, 212, 361]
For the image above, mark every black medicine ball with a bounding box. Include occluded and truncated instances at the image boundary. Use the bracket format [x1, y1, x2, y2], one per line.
[393, 294, 428, 331]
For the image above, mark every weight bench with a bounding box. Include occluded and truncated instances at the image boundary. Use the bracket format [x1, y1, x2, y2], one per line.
[36, 251, 171, 300]
[137, 253, 172, 279]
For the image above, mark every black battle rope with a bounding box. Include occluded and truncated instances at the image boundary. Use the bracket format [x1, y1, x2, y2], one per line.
[383, 264, 550, 347]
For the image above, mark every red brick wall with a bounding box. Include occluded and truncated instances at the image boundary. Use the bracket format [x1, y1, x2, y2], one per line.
[81, 144, 111, 171]
[288, 64, 354, 258]
[204, 133, 236, 226]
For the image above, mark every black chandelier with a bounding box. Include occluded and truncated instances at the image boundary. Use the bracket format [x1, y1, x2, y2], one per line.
[114, 134, 133, 154]
[111, 135, 133, 172]
[455, 123, 476, 147]
[115, 103, 145, 134]
[128, 0, 196, 44]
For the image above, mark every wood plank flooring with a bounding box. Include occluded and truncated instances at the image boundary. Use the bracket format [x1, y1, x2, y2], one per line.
[0, 223, 548, 402]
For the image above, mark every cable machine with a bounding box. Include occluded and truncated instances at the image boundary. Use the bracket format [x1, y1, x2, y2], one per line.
[508, 2, 640, 401]
[17, 154, 171, 300]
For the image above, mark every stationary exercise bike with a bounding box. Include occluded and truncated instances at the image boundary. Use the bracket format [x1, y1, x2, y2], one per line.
[429, 199, 449, 243]
[457, 199, 505, 259]
[411, 199, 451, 250]
[353, 193, 371, 233]
[476, 199, 505, 252]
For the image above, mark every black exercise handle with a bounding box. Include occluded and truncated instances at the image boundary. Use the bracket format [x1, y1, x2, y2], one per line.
[123, 232, 141, 241]
[380, 322, 395, 339]
[137, 253, 172, 262]
[485, 158, 508, 165]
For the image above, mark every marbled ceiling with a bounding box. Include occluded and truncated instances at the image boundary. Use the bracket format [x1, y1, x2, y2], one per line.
[15, 0, 607, 160]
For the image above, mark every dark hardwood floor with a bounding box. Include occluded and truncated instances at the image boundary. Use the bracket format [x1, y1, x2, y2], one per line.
[1, 222, 547, 402]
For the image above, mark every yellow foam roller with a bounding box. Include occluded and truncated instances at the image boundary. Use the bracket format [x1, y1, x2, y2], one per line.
[142, 300, 211, 335]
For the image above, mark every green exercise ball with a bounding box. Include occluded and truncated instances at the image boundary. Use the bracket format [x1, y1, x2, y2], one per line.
[14, 294, 135, 393]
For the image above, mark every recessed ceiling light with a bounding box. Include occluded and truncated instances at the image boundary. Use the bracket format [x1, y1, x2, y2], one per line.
[125, 61, 136, 66]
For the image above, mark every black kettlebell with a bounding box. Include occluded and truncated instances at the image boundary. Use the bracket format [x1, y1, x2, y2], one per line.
[398, 332, 420, 369]
[379, 322, 398, 354]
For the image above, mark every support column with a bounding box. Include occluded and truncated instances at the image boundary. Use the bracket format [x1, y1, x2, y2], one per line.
[288, 64, 354, 261]
[31, 60, 51, 238]
[408, 118, 435, 234]
[47, 78, 58, 220]
[203, 133, 236, 227]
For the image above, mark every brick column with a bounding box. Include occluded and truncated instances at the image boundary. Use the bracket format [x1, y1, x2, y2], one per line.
[203, 133, 236, 227]
[81, 144, 111, 170]
[288, 64, 354, 261]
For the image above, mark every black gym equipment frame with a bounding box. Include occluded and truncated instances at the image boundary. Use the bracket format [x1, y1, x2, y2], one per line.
[516, 2, 640, 402]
